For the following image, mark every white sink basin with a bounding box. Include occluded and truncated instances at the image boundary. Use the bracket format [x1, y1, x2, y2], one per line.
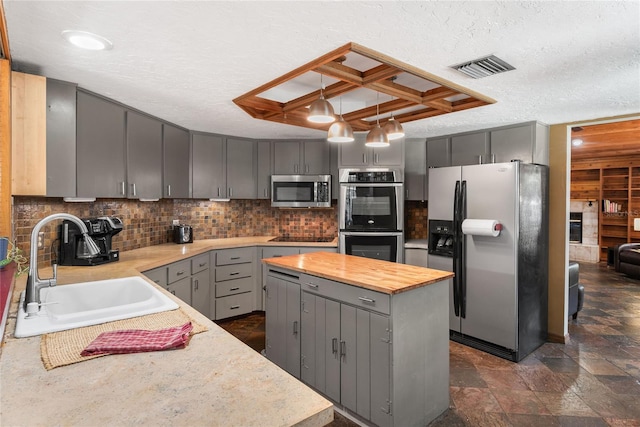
[14, 276, 179, 338]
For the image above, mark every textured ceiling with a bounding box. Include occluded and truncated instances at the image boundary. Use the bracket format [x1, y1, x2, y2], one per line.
[4, 1, 640, 140]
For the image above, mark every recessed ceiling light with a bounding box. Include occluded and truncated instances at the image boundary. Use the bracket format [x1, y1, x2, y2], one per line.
[572, 138, 583, 146]
[61, 30, 113, 51]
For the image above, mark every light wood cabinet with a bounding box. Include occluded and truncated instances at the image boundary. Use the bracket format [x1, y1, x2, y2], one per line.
[11, 73, 77, 196]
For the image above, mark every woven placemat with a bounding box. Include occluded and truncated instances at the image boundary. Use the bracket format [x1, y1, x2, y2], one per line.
[40, 308, 208, 370]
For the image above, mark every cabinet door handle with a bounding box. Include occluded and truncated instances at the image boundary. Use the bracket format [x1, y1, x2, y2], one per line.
[229, 187, 233, 198]
[293, 321, 298, 335]
[340, 340, 346, 357]
[120, 181, 126, 196]
[131, 183, 137, 197]
[306, 283, 318, 289]
[176, 270, 185, 276]
[305, 164, 309, 173]
[332, 338, 338, 354]
[167, 184, 171, 197]
[375, 153, 379, 164]
[217, 187, 221, 197]
[230, 305, 240, 310]
[264, 188, 267, 197]
[406, 189, 409, 198]
[358, 296, 376, 304]
[194, 279, 198, 290]
[229, 287, 240, 291]
[363, 153, 366, 164]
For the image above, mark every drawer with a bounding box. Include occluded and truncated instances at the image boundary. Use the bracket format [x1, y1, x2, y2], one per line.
[262, 247, 299, 259]
[215, 276, 254, 297]
[191, 252, 210, 274]
[216, 247, 254, 266]
[300, 273, 390, 315]
[143, 267, 167, 286]
[215, 292, 253, 320]
[298, 247, 337, 254]
[168, 259, 191, 284]
[215, 263, 253, 282]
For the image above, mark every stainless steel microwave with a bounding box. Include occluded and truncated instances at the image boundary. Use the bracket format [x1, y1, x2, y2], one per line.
[271, 175, 331, 208]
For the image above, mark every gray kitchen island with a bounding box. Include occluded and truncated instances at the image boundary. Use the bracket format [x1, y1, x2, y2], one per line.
[263, 252, 454, 427]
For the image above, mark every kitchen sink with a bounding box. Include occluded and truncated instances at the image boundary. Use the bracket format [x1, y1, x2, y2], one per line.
[14, 276, 179, 338]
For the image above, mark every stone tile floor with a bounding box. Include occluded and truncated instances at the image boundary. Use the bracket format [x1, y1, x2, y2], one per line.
[216, 262, 640, 426]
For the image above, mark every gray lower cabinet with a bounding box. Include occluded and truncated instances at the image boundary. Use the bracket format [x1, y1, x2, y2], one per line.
[163, 124, 190, 198]
[301, 292, 391, 427]
[265, 265, 450, 427]
[126, 111, 163, 199]
[142, 253, 212, 319]
[76, 91, 127, 198]
[212, 247, 255, 319]
[404, 138, 427, 201]
[192, 133, 225, 199]
[265, 270, 301, 377]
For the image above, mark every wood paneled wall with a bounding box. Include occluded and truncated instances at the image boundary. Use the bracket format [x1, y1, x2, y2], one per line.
[0, 59, 10, 239]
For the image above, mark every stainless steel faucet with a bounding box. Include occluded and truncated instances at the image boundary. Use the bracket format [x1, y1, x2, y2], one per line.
[24, 213, 101, 317]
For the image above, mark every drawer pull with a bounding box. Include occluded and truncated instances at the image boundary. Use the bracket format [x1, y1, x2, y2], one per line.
[229, 287, 240, 291]
[199, 262, 207, 267]
[176, 270, 185, 276]
[306, 283, 319, 289]
[230, 305, 240, 310]
[229, 272, 240, 276]
[358, 296, 376, 304]
[230, 256, 241, 260]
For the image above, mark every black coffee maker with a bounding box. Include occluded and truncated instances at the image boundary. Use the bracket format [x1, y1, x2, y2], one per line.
[58, 216, 123, 266]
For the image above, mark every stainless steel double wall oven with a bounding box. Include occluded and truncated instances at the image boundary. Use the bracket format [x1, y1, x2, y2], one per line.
[338, 168, 404, 263]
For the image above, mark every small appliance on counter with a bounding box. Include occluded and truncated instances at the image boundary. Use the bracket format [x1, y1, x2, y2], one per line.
[58, 216, 123, 266]
[173, 224, 193, 244]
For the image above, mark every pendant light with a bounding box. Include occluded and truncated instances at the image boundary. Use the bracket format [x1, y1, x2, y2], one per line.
[382, 94, 405, 140]
[308, 74, 335, 124]
[365, 92, 389, 147]
[327, 96, 354, 143]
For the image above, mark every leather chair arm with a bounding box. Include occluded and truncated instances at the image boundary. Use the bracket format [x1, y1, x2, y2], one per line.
[616, 243, 640, 271]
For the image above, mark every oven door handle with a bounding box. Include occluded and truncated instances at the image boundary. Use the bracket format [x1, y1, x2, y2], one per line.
[339, 232, 403, 237]
[339, 183, 404, 188]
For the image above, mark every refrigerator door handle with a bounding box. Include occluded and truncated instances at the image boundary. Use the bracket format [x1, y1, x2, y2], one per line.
[460, 180, 467, 319]
[452, 180, 461, 317]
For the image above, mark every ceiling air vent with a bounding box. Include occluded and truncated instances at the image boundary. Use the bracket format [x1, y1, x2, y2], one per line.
[451, 55, 515, 79]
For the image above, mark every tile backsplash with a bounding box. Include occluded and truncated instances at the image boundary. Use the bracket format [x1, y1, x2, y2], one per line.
[13, 197, 427, 265]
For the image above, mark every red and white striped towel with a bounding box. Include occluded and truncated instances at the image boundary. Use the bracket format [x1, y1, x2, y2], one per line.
[81, 322, 193, 356]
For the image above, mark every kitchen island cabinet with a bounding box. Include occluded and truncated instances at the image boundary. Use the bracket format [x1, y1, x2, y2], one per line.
[263, 252, 453, 427]
[1, 237, 335, 427]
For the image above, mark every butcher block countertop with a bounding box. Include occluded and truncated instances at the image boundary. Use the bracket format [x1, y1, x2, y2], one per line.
[263, 252, 454, 294]
[0, 236, 335, 427]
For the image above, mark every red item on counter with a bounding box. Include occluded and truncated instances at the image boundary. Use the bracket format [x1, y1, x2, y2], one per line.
[81, 322, 193, 356]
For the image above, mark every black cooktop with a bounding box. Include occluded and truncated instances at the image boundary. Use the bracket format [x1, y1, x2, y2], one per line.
[270, 236, 335, 243]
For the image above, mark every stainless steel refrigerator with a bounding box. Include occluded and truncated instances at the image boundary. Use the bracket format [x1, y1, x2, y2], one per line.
[427, 161, 549, 361]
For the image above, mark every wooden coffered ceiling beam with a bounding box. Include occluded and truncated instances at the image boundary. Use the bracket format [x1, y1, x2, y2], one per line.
[233, 42, 496, 133]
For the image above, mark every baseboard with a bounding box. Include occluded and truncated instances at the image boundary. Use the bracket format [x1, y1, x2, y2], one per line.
[547, 332, 569, 344]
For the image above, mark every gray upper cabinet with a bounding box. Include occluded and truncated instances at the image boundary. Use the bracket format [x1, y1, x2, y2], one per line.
[226, 138, 256, 199]
[192, 133, 225, 199]
[489, 122, 549, 165]
[126, 111, 163, 199]
[257, 142, 272, 199]
[338, 134, 404, 168]
[427, 137, 452, 168]
[76, 91, 127, 198]
[451, 132, 490, 166]
[46, 78, 77, 197]
[162, 124, 190, 198]
[404, 138, 427, 201]
[273, 140, 329, 175]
